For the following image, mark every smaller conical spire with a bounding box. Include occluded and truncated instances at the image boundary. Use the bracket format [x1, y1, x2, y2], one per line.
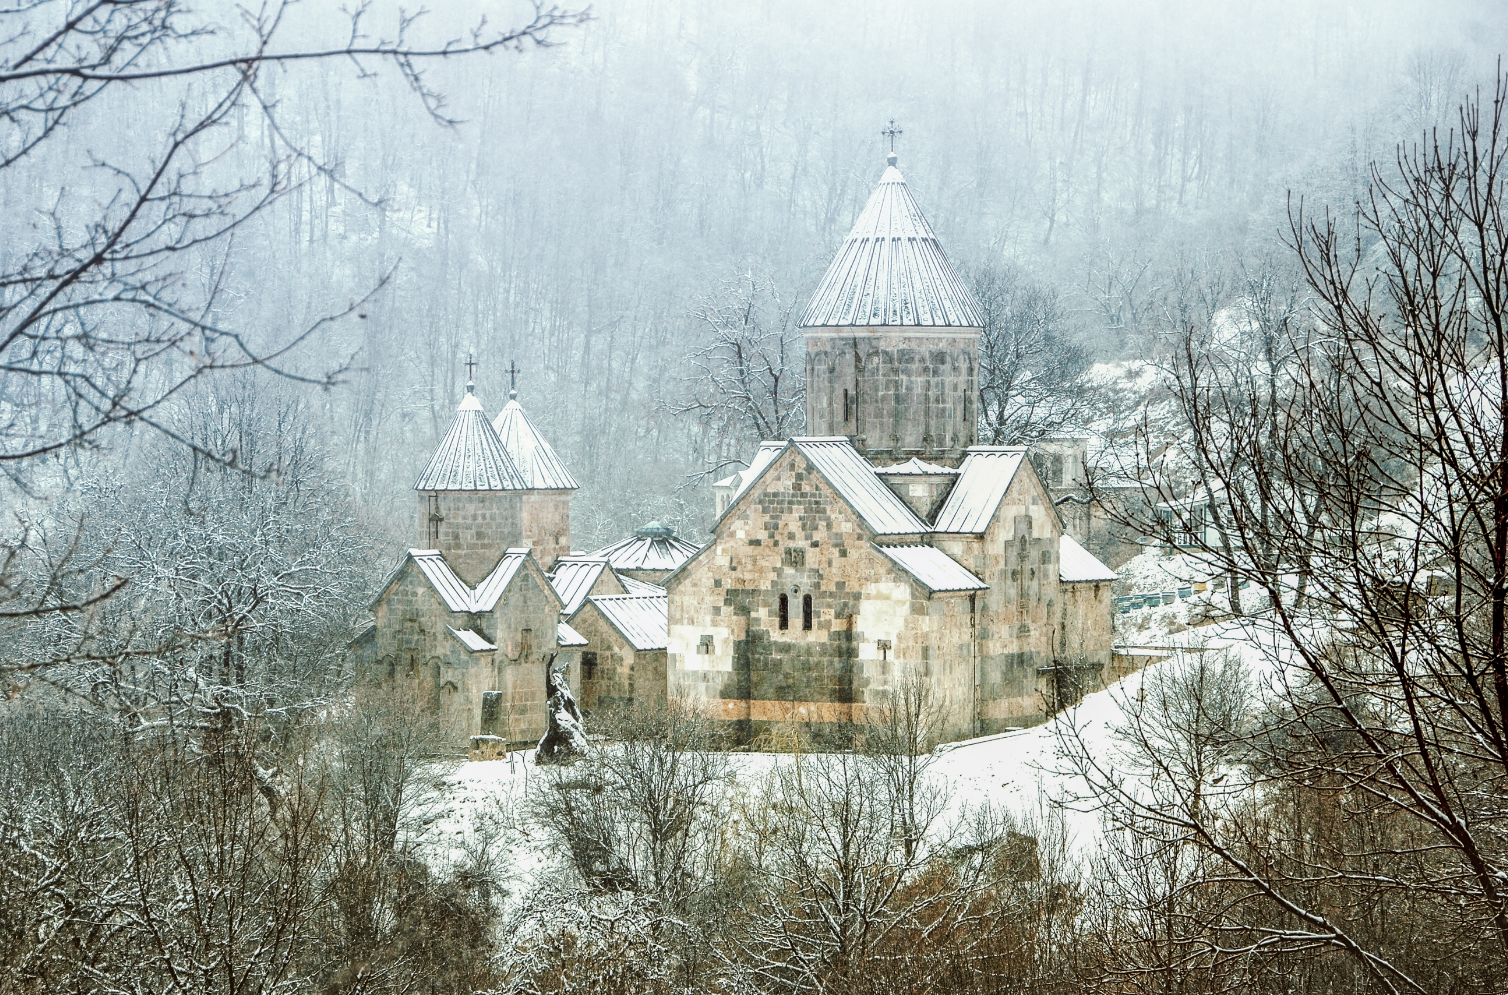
[492, 393, 578, 491]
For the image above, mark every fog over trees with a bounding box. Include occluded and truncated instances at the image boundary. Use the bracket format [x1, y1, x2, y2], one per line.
[9, 0, 1499, 547]
[5, 0, 1508, 992]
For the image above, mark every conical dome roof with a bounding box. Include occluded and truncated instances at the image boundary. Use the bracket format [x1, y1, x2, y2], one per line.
[414, 388, 526, 491]
[491, 394, 578, 491]
[800, 158, 982, 328]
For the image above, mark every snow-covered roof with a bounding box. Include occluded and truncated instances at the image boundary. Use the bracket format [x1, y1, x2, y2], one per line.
[800, 157, 982, 328]
[874, 456, 960, 476]
[715, 441, 786, 507]
[584, 594, 668, 652]
[796, 438, 931, 535]
[930, 448, 1028, 534]
[619, 574, 666, 596]
[557, 620, 589, 647]
[548, 557, 616, 616]
[715, 438, 930, 536]
[415, 388, 526, 491]
[874, 544, 988, 593]
[590, 524, 702, 573]
[448, 626, 498, 652]
[1058, 535, 1118, 583]
[491, 394, 578, 491]
[407, 547, 533, 613]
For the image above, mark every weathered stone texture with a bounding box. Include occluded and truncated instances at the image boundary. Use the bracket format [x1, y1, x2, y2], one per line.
[874, 469, 958, 520]
[519, 492, 572, 570]
[359, 553, 558, 746]
[805, 328, 980, 464]
[667, 447, 979, 745]
[568, 604, 668, 716]
[416, 491, 524, 586]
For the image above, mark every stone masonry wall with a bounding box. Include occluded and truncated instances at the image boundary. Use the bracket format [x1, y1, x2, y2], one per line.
[667, 447, 983, 745]
[480, 562, 558, 743]
[932, 466, 1061, 731]
[805, 328, 979, 464]
[569, 604, 668, 716]
[416, 491, 524, 586]
[363, 555, 555, 747]
[519, 491, 572, 571]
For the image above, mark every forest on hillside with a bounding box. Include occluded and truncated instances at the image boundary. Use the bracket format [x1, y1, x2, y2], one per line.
[6, 0, 1504, 549]
[5, 1, 1508, 992]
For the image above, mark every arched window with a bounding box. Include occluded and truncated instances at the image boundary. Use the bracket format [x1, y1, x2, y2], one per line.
[778, 594, 789, 630]
[802, 594, 813, 630]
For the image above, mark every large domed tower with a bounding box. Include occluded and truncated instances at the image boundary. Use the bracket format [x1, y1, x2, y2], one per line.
[800, 152, 982, 466]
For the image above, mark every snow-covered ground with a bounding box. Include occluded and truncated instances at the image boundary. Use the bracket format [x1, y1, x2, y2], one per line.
[411, 610, 1311, 894]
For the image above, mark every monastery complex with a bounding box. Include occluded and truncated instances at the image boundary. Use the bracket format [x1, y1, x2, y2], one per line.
[354, 152, 1119, 749]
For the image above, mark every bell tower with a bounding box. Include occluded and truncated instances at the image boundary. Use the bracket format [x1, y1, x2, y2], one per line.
[800, 145, 982, 467]
[413, 378, 527, 585]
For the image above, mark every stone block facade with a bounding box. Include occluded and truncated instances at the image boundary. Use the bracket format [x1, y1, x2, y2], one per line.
[414, 490, 573, 584]
[357, 551, 559, 746]
[804, 328, 979, 464]
[568, 604, 668, 716]
[668, 448, 980, 745]
[519, 492, 573, 570]
[669, 443, 1119, 746]
[417, 491, 525, 586]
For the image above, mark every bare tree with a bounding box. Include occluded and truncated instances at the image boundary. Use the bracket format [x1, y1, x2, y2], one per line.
[1075, 73, 1508, 994]
[736, 749, 1024, 995]
[669, 273, 805, 481]
[0, 0, 587, 651]
[971, 265, 1102, 445]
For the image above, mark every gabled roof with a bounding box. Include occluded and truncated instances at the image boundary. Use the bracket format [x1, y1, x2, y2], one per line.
[618, 574, 665, 596]
[714, 438, 930, 536]
[403, 547, 534, 613]
[557, 620, 589, 647]
[931, 447, 1028, 534]
[792, 438, 931, 535]
[590, 524, 702, 573]
[714, 440, 786, 506]
[874, 456, 959, 476]
[491, 394, 578, 490]
[415, 388, 526, 491]
[583, 594, 668, 652]
[1058, 535, 1118, 583]
[548, 557, 619, 616]
[448, 626, 498, 652]
[874, 544, 988, 593]
[800, 157, 982, 329]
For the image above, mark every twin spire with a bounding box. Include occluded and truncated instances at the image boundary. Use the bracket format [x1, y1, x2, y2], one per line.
[415, 362, 578, 493]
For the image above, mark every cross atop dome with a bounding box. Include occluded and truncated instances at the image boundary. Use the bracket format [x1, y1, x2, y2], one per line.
[882, 119, 902, 166]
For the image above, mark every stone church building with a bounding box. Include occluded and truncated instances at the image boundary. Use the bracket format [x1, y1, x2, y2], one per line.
[354, 152, 1116, 750]
[664, 152, 1117, 745]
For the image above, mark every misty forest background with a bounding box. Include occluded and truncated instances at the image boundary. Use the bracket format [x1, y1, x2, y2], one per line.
[11, 0, 1504, 558]
[11, 2, 1508, 993]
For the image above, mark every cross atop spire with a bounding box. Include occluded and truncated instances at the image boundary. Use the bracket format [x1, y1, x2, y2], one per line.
[464, 352, 477, 393]
[507, 360, 520, 400]
[882, 119, 903, 165]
